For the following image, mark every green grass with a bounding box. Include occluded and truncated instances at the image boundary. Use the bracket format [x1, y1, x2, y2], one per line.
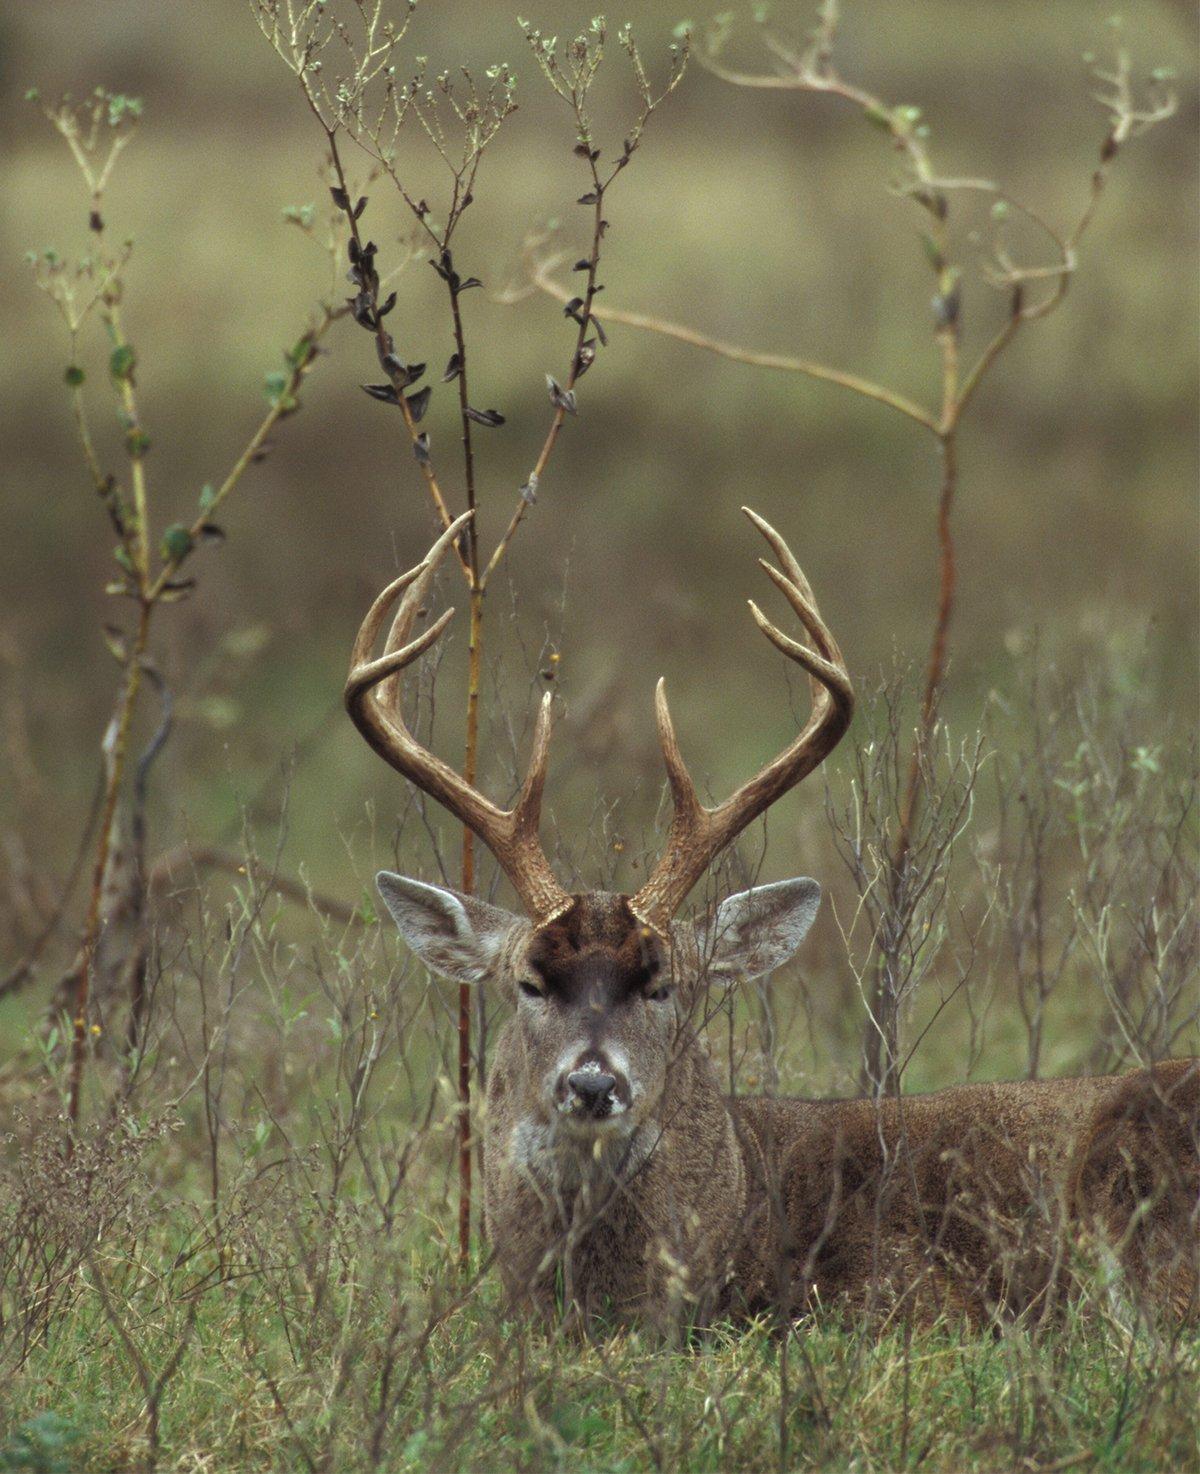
[2, 1222, 1197, 1474]
[0, 656, 1193, 1473]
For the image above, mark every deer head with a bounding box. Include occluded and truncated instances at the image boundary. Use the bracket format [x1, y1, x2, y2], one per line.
[347, 508, 852, 1137]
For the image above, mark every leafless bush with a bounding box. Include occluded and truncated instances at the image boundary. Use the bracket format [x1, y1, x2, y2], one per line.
[985, 644, 1199, 1079]
[825, 671, 988, 1095]
[0, 1110, 170, 1374]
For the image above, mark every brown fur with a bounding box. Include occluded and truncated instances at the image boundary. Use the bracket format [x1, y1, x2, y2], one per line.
[477, 897, 1198, 1330]
[731, 1059, 1198, 1325]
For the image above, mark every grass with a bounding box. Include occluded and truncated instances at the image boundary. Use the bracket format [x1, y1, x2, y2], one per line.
[1, 653, 1196, 1471]
[2, 1220, 1198, 1473]
[0, 950, 1196, 1474]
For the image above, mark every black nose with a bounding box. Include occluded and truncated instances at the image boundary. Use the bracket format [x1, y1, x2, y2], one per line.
[567, 1069, 616, 1115]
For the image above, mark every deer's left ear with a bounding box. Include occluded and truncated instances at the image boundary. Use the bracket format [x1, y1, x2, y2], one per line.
[693, 878, 822, 982]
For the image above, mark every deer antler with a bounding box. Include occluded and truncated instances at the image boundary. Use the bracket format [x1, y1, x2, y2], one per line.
[345, 511, 572, 926]
[629, 507, 854, 934]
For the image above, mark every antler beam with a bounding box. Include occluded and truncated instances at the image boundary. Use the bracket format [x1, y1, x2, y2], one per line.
[629, 507, 854, 934]
[345, 511, 572, 926]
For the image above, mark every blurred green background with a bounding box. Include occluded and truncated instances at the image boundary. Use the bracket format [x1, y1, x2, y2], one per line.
[1, 0, 1196, 956]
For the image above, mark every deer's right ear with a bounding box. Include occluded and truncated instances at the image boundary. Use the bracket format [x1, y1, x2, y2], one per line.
[376, 873, 521, 985]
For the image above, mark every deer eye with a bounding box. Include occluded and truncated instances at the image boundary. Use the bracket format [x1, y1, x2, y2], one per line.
[518, 979, 545, 1000]
[647, 985, 673, 1003]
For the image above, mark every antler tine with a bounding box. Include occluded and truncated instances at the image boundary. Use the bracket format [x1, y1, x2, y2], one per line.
[652, 678, 704, 824]
[378, 511, 472, 711]
[345, 511, 470, 714]
[513, 692, 555, 840]
[630, 508, 854, 934]
[345, 511, 572, 926]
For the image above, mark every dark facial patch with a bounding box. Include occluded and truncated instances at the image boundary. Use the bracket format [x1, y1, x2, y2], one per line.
[527, 893, 663, 1008]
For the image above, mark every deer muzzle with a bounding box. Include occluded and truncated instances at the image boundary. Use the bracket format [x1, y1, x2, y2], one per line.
[557, 1055, 631, 1126]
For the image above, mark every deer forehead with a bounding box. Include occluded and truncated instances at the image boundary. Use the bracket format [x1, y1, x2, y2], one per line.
[524, 893, 664, 1005]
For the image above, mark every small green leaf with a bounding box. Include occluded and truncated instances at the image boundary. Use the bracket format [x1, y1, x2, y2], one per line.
[64, 364, 86, 387]
[160, 524, 193, 562]
[113, 545, 134, 573]
[198, 483, 216, 514]
[864, 103, 894, 131]
[109, 343, 136, 381]
[125, 428, 151, 458]
[919, 232, 943, 272]
[991, 199, 1010, 221]
[106, 93, 143, 126]
[285, 335, 314, 368]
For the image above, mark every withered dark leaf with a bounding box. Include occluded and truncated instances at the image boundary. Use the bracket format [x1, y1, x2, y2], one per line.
[353, 196, 368, 220]
[442, 353, 462, 382]
[199, 523, 226, 545]
[457, 277, 483, 292]
[413, 432, 431, 464]
[251, 441, 274, 463]
[330, 185, 351, 211]
[378, 292, 397, 318]
[574, 339, 597, 377]
[593, 317, 608, 347]
[572, 259, 591, 272]
[362, 382, 401, 405]
[406, 386, 432, 422]
[465, 407, 505, 427]
[577, 191, 600, 205]
[931, 283, 961, 330]
[546, 375, 577, 415]
[432, 250, 462, 291]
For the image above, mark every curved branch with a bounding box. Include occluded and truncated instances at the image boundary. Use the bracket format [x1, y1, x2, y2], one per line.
[530, 256, 938, 434]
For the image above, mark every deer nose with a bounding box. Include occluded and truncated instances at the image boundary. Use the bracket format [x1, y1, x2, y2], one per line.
[567, 1069, 617, 1116]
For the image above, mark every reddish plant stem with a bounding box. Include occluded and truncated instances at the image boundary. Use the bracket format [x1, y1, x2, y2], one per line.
[450, 272, 481, 1271]
[68, 599, 151, 1126]
[899, 429, 958, 862]
[861, 427, 958, 1093]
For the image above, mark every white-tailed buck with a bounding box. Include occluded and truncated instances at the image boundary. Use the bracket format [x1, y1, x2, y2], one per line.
[348, 509, 1198, 1329]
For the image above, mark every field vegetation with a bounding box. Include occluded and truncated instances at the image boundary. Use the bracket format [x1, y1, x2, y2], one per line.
[0, 1, 1196, 1469]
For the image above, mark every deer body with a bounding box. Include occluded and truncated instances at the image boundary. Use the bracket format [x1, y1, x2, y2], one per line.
[493, 1042, 1200, 1327]
[730, 1061, 1198, 1323]
[351, 511, 1197, 1329]
[378, 876, 1198, 1327]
